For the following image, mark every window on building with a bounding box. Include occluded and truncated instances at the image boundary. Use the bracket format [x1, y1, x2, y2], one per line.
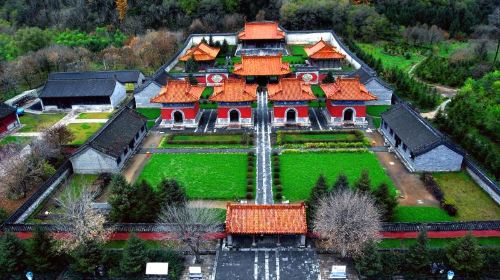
[141, 125, 145, 132]
[402, 143, 407, 152]
[124, 146, 128, 155]
[384, 122, 388, 129]
[390, 128, 393, 136]
[116, 156, 122, 165]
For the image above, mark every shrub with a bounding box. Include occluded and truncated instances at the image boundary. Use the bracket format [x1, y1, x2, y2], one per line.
[420, 173, 444, 202]
[275, 185, 283, 192]
[274, 178, 281, 185]
[246, 192, 254, 199]
[275, 192, 283, 200]
[247, 171, 253, 178]
[247, 178, 253, 185]
[442, 202, 458, 216]
[273, 166, 280, 172]
[246, 185, 254, 192]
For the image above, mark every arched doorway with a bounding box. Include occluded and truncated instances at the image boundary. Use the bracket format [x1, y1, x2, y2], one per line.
[229, 109, 240, 123]
[343, 108, 354, 121]
[286, 109, 297, 123]
[173, 111, 183, 124]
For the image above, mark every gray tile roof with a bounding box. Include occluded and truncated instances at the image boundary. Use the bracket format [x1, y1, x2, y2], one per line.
[381, 103, 460, 156]
[0, 102, 16, 119]
[72, 107, 147, 159]
[39, 79, 118, 98]
[48, 70, 143, 84]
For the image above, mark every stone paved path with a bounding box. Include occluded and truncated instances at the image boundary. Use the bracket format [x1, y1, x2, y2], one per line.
[255, 90, 273, 205]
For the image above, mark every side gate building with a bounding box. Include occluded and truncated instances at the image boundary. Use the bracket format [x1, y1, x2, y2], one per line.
[380, 103, 464, 172]
[70, 107, 147, 174]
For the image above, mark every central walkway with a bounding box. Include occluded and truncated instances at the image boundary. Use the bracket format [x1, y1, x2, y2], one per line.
[255, 89, 273, 204]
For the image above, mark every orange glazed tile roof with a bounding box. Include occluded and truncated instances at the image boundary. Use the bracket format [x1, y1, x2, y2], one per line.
[150, 80, 205, 103]
[226, 203, 307, 235]
[268, 78, 316, 101]
[179, 42, 220, 62]
[304, 39, 346, 60]
[233, 55, 291, 76]
[238, 21, 285, 40]
[209, 79, 257, 102]
[321, 77, 377, 101]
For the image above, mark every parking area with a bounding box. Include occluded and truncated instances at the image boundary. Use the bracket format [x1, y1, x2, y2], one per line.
[215, 249, 320, 280]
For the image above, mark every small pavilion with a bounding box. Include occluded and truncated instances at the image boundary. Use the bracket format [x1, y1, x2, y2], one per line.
[150, 80, 205, 128]
[179, 42, 220, 70]
[321, 77, 376, 127]
[209, 79, 257, 128]
[268, 78, 316, 126]
[225, 203, 308, 248]
[237, 21, 286, 55]
[304, 39, 346, 69]
[233, 55, 291, 84]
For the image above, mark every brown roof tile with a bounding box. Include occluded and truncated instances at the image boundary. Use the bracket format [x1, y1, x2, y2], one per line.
[304, 39, 346, 60]
[238, 22, 285, 40]
[233, 55, 291, 76]
[179, 42, 220, 62]
[226, 203, 307, 235]
[209, 79, 257, 102]
[321, 77, 377, 101]
[150, 80, 205, 103]
[268, 78, 316, 101]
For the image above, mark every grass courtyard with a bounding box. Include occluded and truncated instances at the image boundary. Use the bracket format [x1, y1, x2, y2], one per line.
[0, 135, 32, 147]
[18, 113, 66, 132]
[159, 134, 252, 148]
[67, 123, 104, 145]
[433, 172, 500, 221]
[357, 42, 425, 72]
[137, 153, 248, 200]
[279, 151, 396, 201]
[76, 112, 112, 119]
[394, 206, 453, 222]
[367, 105, 391, 128]
[136, 108, 161, 120]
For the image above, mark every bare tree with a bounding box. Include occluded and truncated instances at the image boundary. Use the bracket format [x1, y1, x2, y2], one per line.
[157, 202, 223, 263]
[313, 189, 381, 258]
[43, 125, 75, 151]
[57, 186, 110, 251]
[0, 154, 47, 199]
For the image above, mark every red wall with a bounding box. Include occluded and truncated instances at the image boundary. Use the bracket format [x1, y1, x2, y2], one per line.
[326, 102, 366, 118]
[0, 113, 17, 133]
[217, 106, 253, 118]
[274, 105, 309, 118]
[160, 103, 199, 120]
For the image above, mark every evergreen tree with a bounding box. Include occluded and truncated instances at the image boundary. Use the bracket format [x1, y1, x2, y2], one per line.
[355, 241, 382, 278]
[332, 173, 349, 192]
[201, 37, 208, 44]
[158, 178, 187, 207]
[70, 239, 103, 275]
[221, 39, 229, 56]
[405, 228, 430, 276]
[0, 233, 27, 278]
[187, 72, 198, 84]
[186, 58, 199, 73]
[446, 234, 485, 277]
[306, 174, 329, 226]
[131, 180, 160, 222]
[108, 174, 134, 222]
[373, 183, 398, 221]
[120, 235, 149, 275]
[354, 169, 371, 193]
[322, 71, 335, 83]
[28, 227, 59, 273]
[208, 35, 214, 47]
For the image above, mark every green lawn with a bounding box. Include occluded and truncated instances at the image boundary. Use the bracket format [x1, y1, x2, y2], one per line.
[67, 123, 104, 145]
[0, 135, 32, 147]
[18, 113, 66, 132]
[76, 112, 112, 119]
[136, 108, 161, 120]
[159, 134, 251, 148]
[279, 152, 396, 201]
[437, 41, 470, 58]
[200, 102, 218, 109]
[379, 237, 500, 249]
[289, 45, 307, 57]
[282, 55, 306, 64]
[201, 87, 214, 99]
[357, 43, 425, 72]
[137, 153, 248, 200]
[433, 172, 500, 221]
[394, 206, 453, 222]
[367, 105, 391, 128]
[311, 85, 326, 97]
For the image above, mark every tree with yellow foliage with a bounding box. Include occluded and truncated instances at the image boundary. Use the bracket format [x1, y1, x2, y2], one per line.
[115, 0, 128, 22]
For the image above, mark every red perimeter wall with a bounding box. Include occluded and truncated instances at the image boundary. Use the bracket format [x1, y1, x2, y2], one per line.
[217, 106, 253, 118]
[160, 103, 199, 120]
[273, 105, 309, 118]
[326, 103, 366, 118]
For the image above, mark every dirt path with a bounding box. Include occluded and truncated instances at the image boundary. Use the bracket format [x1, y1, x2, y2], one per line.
[122, 133, 163, 183]
[408, 60, 458, 98]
